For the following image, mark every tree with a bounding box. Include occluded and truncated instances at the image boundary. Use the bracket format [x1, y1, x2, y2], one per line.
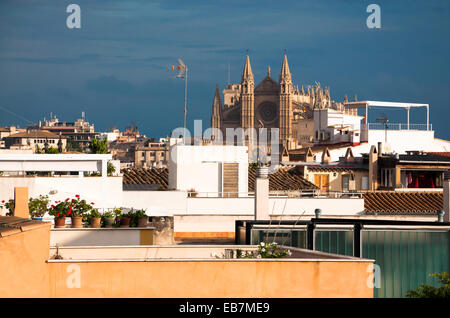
[107, 161, 116, 176]
[89, 138, 107, 154]
[406, 272, 450, 298]
[28, 195, 50, 218]
[66, 138, 83, 152]
[45, 147, 59, 154]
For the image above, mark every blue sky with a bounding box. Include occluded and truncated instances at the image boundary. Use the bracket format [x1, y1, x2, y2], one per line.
[0, 0, 449, 139]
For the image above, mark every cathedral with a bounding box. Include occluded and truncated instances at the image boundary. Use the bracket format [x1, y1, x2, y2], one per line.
[210, 54, 352, 151]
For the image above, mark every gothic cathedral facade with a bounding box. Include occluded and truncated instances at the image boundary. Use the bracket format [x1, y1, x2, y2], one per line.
[210, 54, 347, 151]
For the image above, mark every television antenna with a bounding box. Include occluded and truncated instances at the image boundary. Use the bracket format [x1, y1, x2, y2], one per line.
[376, 113, 389, 142]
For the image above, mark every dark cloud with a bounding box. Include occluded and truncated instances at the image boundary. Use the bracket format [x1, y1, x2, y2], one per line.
[85, 75, 134, 95]
[0, 0, 449, 140]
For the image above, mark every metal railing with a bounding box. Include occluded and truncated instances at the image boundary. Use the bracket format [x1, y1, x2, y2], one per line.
[367, 123, 432, 131]
[186, 190, 364, 199]
[236, 218, 450, 298]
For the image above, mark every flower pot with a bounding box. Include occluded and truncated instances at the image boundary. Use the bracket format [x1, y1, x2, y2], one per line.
[120, 216, 131, 228]
[137, 217, 148, 228]
[90, 217, 101, 228]
[103, 217, 115, 228]
[71, 216, 83, 228]
[54, 217, 66, 228]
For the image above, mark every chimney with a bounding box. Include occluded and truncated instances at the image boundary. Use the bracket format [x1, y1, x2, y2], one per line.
[13, 187, 29, 219]
[254, 166, 269, 220]
[368, 145, 378, 191]
[314, 208, 322, 219]
[444, 171, 450, 222]
[437, 210, 445, 223]
[377, 142, 382, 157]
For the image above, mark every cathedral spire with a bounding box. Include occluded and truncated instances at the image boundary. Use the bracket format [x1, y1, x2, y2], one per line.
[211, 84, 222, 130]
[279, 53, 292, 83]
[241, 54, 254, 83]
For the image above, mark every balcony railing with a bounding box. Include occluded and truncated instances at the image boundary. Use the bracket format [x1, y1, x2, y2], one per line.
[186, 190, 364, 199]
[367, 123, 432, 131]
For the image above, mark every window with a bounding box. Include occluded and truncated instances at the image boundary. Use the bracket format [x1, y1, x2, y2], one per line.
[342, 175, 350, 192]
[362, 176, 369, 190]
[381, 168, 394, 188]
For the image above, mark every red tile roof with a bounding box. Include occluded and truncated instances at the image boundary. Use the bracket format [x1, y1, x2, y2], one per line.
[363, 191, 443, 215]
[122, 168, 169, 188]
[426, 152, 450, 159]
[0, 216, 50, 238]
[248, 167, 318, 191]
[6, 130, 62, 139]
[122, 167, 318, 191]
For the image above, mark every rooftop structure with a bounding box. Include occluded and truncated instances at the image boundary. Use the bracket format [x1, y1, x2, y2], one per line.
[0, 215, 374, 298]
[3, 130, 67, 153]
[237, 217, 450, 298]
[363, 191, 443, 215]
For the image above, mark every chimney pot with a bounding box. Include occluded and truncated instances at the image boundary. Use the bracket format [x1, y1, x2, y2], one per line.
[437, 210, 445, 223]
[315, 208, 322, 219]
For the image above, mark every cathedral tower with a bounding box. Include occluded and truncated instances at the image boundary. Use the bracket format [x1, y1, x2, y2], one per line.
[211, 84, 222, 137]
[241, 54, 255, 135]
[279, 54, 293, 147]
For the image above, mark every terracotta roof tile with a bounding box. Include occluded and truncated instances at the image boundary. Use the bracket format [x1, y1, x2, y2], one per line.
[0, 216, 50, 238]
[248, 167, 318, 191]
[363, 191, 443, 215]
[122, 167, 318, 191]
[426, 152, 450, 159]
[122, 168, 169, 188]
[6, 130, 62, 139]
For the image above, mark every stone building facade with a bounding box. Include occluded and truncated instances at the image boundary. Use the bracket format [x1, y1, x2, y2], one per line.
[211, 54, 353, 152]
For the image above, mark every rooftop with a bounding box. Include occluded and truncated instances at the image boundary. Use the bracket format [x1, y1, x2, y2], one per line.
[122, 167, 318, 191]
[363, 191, 443, 215]
[0, 216, 50, 238]
[6, 130, 63, 139]
[47, 244, 370, 262]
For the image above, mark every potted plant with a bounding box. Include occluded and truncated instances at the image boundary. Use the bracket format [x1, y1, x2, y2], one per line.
[134, 209, 149, 227]
[70, 195, 93, 228]
[48, 201, 70, 228]
[88, 208, 102, 228]
[119, 209, 132, 228]
[187, 188, 198, 198]
[28, 195, 49, 220]
[1, 199, 14, 216]
[0, 199, 15, 216]
[102, 210, 116, 228]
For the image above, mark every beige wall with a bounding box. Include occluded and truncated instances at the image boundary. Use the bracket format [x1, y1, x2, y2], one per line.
[305, 168, 368, 192]
[0, 221, 373, 298]
[0, 224, 52, 297]
[46, 260, 372, 298]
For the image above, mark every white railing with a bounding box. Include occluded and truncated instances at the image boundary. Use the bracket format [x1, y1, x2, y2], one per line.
[186, 190, 364, 199]
[367, 123, 432, 131]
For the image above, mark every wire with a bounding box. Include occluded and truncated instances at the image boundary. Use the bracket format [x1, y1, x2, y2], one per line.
[271, 195, 288, 245]
[0, 105, 34, 125]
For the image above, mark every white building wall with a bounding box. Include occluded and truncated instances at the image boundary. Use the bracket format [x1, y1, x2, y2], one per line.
[314, 109, 362, 144]
[318, 130, 449, 162]
[0, 176, 123, 212]
[168, 145, 248, 196]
